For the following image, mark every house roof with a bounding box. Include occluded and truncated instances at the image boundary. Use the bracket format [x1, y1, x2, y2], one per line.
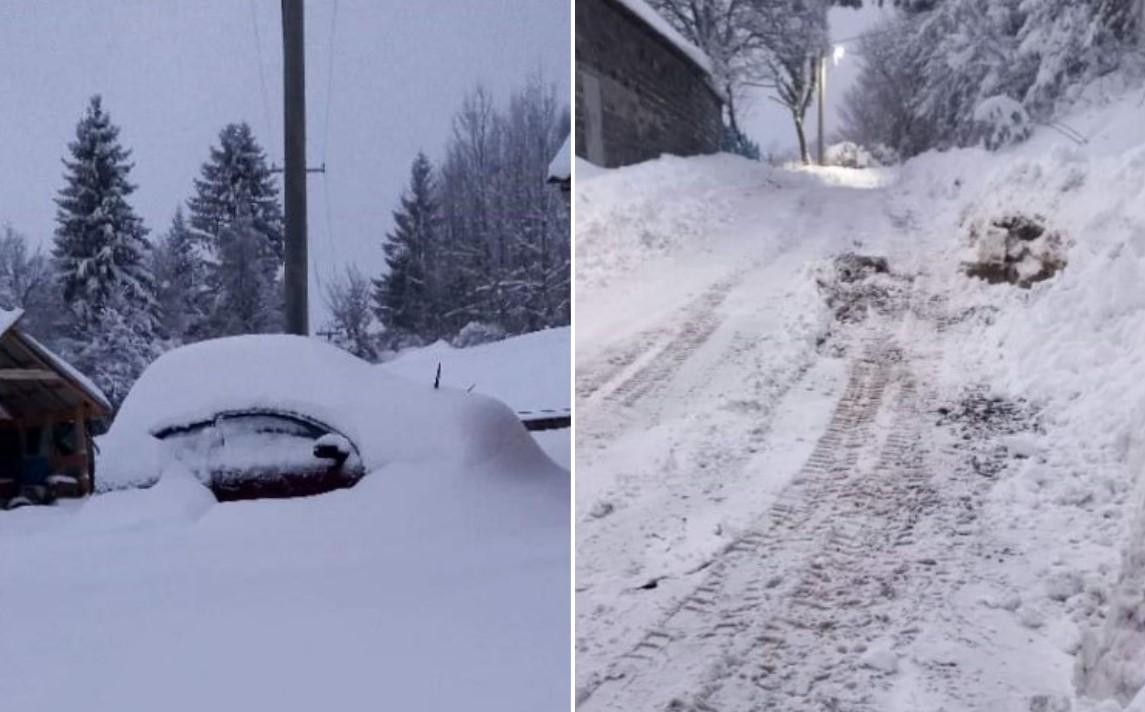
[547, 136, 571, 183]
[613, 0, 714, 75]
[0, 309, 112, 418]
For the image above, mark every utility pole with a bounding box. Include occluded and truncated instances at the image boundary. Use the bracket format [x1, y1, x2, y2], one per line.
[282, 0, 308, 336]
[817, 50, 827, 167]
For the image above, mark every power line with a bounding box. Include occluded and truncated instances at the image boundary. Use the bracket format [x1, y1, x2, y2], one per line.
[316, 0, 341, 307]
[248, 0, 276, 149]
[322, 0, 339, 161]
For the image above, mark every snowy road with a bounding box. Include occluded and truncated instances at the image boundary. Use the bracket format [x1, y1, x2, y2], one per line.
[575, 155, 1078, 710]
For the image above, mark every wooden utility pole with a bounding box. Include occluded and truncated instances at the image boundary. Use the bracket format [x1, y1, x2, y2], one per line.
[282, 0, 308, 335]
[816, 50, 827, 167]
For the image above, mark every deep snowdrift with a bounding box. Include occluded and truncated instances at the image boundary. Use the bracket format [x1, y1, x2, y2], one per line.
[98, 334, 560, 493]
[3, 334, 569, 711]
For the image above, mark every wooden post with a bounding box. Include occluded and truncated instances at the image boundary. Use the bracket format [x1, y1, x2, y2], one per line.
[282, 0, 309, 335]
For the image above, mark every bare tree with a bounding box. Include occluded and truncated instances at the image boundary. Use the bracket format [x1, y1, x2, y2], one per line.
[324, 265, 378, 360]
[745, 0, 829, 164]
[0, 225, 60, 340]
[645, 0, 766, 134]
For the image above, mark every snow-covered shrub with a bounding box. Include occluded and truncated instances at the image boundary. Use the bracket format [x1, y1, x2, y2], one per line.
[453, 321, 506, 348]
[721, 123, 761, 161]
[841, 1, 1133, 158]
[973, 96, 1033, 151]
[963, 214, 1067, 287]
[825, 141, 878, 169]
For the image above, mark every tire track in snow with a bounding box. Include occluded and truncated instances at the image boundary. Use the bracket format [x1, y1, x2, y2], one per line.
[578, 307, 955, 712]
[576, 270, 746, 409]
[577, 334, 899, 710]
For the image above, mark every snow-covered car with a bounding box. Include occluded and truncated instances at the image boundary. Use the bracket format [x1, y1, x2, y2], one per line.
[151, 410, 364, 501]
[97, 334, 561, 500]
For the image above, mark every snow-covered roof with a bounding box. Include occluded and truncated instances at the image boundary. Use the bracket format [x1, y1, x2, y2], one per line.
[20, 332, 112, 413]
[614, 0, 713, 75]
[0, 308, 22, 336]
[97, 334, 560, 491]
[0, 308, 112, 414]
[547, 137, 571, 182]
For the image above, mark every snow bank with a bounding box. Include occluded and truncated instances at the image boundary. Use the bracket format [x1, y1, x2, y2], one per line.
[381, 326, 569, 414]
[98, 335, 561, 492]
[2, 411, 568, 712]
[890, 86, 1145, 705]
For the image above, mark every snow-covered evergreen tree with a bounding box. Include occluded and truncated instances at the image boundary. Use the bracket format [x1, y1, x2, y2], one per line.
[188, 122, 284, 336]
[151, 207, 205, 340]
[373, 151, 439, 340]
[52, 96, 160, 406]
[53, 95, 156, 330]
[211, 205, 281, 336]
[841, 0, 1140, 158]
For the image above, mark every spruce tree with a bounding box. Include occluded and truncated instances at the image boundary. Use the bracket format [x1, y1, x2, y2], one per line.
[53, 95, 155, 329]
[152, 206, 205, 340]
[188, 122, 284, 335]
[373, 152, 439, 340]
[52, 95, 160, 407]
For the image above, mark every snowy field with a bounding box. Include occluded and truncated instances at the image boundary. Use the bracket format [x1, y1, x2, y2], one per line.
[382, 326, 571, 469]
[576, 80, 1145, 711]
[0, 332, 569, 711]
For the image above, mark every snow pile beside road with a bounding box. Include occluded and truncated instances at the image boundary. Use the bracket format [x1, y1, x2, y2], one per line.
[98, 335, 561, 492]
[890, 88, 1145, 706]
[575, 154, 777, 294]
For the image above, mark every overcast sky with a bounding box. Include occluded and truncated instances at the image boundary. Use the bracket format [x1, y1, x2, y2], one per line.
[742, 3, 894, 158]
[0, 0, 570, 330]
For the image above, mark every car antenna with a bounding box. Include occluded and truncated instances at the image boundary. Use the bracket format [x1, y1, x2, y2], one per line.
[434, 363, 441, 390]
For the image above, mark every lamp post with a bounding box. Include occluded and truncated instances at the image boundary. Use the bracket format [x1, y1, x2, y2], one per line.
[817, 44, 847, 167]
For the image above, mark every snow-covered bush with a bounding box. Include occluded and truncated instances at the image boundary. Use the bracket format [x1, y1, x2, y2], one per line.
[963, 214, 1067, 287]
[453, 321, 506, 348]
[841, 1, 1135, 158]
[973, 96, 1033, 151]
[825, 141, 878, 169]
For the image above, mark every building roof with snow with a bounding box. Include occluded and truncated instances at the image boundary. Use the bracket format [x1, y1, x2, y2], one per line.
[0, 309, 111, 418]
[547, 136, 571, 184]
[613, 0, 713, 75]
[575, 0, 722, 168]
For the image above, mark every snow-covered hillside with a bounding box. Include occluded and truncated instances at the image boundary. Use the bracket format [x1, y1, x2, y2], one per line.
[576, 83, 1145, 711]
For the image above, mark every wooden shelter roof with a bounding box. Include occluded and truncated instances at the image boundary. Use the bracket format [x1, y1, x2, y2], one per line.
[0, 310, 111, 421]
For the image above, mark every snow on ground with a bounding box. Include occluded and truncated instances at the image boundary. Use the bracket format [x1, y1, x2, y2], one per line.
[576, 80, 1145, 711]
[2, 335, 568, 711]
[382, 326, 571, 468]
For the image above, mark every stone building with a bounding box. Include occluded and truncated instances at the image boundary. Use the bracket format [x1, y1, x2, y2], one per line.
[576, 0, 723, 168]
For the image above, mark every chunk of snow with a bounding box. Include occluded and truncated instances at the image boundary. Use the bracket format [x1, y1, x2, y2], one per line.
[860, 645, 899, 674]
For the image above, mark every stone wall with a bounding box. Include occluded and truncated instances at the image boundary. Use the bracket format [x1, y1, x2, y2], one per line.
[575, 0, 722, 168]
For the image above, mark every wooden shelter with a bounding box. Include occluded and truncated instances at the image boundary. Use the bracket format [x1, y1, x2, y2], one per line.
[0, 310, 111, 508]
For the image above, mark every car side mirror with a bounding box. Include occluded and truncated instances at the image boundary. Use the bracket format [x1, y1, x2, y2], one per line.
[313, 434, 351, 467]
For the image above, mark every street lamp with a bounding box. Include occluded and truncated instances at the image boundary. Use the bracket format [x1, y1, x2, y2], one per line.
[817, 44, 847, 166]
